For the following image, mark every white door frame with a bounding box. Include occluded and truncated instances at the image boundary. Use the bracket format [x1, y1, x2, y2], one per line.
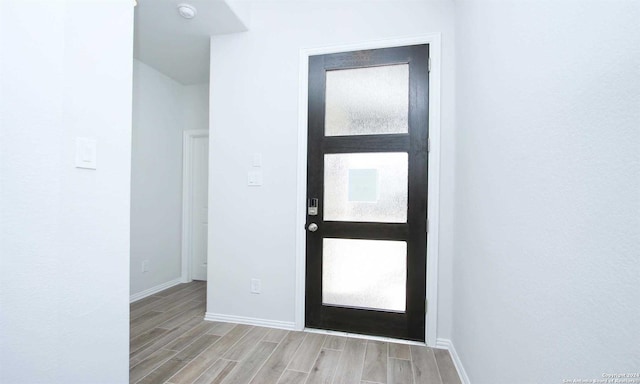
[295, 34, 442, 347]
[181, 129, 209, 283]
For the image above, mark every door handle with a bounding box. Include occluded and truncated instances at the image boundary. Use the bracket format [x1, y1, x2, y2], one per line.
[307, 223, 318, 232]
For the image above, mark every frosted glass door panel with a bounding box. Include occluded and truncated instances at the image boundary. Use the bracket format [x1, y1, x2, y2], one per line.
[322, 238, 407, 312]
[325, 64, 409, 136]
[324, 153, 408, 223]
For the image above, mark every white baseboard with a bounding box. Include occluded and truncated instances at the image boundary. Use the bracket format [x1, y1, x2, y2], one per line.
[130, 278, 183, 303]
[204, 312, 296, 331]
[436, 338, 471, 384]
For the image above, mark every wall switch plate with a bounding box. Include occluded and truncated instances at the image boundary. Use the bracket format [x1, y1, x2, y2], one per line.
[252, 153, 262, 167]
[142, 260, 149, 273]
[248, 171, 263, 186]
[75, 138, 97, 169]
[250, 278, 261, 294]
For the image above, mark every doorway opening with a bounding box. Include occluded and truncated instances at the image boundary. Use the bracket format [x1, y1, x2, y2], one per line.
[182, 130, 210, 283]
[129, 0, 216, 303]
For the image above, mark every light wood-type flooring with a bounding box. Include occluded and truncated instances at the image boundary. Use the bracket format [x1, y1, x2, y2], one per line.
[130, 281, 461, 384]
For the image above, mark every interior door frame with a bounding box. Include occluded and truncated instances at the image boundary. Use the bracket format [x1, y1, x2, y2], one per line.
[295, 34, 442, 347]
[181, 129, 209, 283]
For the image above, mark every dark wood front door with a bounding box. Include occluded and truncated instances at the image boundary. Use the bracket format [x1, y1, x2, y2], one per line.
[305, 44, 430, 341]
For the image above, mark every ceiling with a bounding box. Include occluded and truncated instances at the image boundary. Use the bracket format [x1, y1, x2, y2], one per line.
[134, 0, 249, 85]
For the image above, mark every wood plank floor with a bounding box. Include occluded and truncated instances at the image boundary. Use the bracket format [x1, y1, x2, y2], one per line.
[130, 282, 461, 384]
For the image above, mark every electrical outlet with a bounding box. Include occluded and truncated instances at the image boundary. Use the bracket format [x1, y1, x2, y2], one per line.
[142, 260, 149, 273]
[250, 278, 261, 294]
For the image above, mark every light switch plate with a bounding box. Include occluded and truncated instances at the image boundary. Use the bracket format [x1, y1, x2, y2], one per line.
[248, 170, 263, 186]
[250, 278, 261, 294]
[75, 138, 97, 169]
[252, 153, 262, 167]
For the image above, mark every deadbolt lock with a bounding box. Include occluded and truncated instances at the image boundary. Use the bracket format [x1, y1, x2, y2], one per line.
[308, 198, 318, 216]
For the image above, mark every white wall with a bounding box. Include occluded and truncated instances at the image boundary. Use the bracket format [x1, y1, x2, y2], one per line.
[131, 59, 185, 295]
[453, 1, 640, 382]
[0, 1, 133, 382]
[131, 60, 209, 296]
[207, 1, 456, 338]
[183, 83, 210, 132]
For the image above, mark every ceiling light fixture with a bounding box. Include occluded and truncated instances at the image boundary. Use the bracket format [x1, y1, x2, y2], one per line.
[177, 3, 197, 19]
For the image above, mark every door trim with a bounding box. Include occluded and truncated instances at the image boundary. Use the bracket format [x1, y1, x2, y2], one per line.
[181, 129, 209, 283]
[295, 34, 442, 347]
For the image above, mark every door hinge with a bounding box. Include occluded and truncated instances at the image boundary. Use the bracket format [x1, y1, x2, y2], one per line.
[426, 219, 429, 233]
[425, 299, 429, 314]
[428, 57, 431, 72]
[427, 137, 431, 153]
